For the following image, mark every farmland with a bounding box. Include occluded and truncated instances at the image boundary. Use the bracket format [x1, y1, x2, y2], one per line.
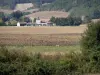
[0, 25, 100, 75]
[0, 26, 86, 55]
[25, 11, 69, 19]
[0, 26, 86, 46]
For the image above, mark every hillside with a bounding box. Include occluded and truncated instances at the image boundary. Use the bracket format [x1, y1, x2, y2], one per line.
[41, 0, 100, 18]
[0, 0, 55, 9]
[15, 3, 34, 11]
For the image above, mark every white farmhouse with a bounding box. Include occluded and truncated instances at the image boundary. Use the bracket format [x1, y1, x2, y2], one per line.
[36, 18, 41, 25]
[17, 22, 20, 27]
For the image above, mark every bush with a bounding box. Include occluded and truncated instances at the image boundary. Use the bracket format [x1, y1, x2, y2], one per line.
[0, 22, 6, 26]
[81, 21, 100, 73]
[0, 46, 83, 75]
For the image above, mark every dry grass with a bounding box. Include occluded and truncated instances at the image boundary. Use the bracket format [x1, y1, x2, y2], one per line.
[0, 26, 86, 46]
[26, 11, 69, 19]
[0, 34, 81, 46]
[0, 9, 13, 14]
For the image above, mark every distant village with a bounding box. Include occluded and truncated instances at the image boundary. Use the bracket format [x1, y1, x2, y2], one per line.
[17, 17, 54, 27]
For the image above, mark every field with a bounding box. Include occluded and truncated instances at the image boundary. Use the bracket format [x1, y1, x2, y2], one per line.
[0, 26, 86, 46]
[0, 26, 86, 55]
[1, 26, 100, 75]
[6, 45, 80, 55]
[15, 3, 34, 11]
[26, 11, 69, 19]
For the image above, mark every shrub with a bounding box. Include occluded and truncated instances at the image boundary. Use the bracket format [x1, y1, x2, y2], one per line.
[81, 21, 100, 73]
[0, 22, 6, 26]
[0, 46, 83, 75]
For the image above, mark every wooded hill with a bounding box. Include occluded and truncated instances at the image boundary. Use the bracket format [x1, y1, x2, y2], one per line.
[0, 0, 55, 9]
[41, 0, 100, 18]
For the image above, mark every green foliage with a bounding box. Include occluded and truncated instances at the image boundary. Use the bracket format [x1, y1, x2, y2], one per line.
[41, 0, 100, 18]
[0, 12, 4, 18]
[92, 10, 100, 19]
[1, 45, 100, 74]
[24, 17, 31, 23]
[23, 12, 31, 16]
[11, 11, 23, 21]
[0, 0, 55, 9]
[81, 22, 100, 73]
[82, 16, 92, 24]
[0, 22, 6, 26]
[0, 46, 83, 75]
[50, 16, 82, 26]
[2, 16, 9, 22]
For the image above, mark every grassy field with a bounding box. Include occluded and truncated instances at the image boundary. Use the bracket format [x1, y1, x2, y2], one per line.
[6, 45, 80, 54]
[0, 26, 84, 56]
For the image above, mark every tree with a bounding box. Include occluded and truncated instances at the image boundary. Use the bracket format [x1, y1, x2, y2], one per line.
[92, 10, 100, 19]
[50, 16, 56, 23]
[82, 16, 92, 24]
[0, 12, 4, 18]
[11, 11, 23, 21]
[33, 18, 36, 23]
[50, 17, 82, 26]
[0, 22, 6, 26]
[81, 22, 100, 64]
[2, 16, 9, 22]
[24, 17, 31, 23]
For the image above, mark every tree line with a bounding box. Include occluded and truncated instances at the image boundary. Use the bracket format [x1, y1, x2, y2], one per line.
[0, 11, 32, 26]
[50, 16, 82, 26]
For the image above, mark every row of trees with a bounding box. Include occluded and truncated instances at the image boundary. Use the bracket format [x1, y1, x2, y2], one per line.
[50, 16, 82, 26]
[0, 11, 32, 26]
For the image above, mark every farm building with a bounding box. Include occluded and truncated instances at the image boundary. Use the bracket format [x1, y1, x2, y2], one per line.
[35, 17, 53, 26]
[17, 22, 34, 26]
